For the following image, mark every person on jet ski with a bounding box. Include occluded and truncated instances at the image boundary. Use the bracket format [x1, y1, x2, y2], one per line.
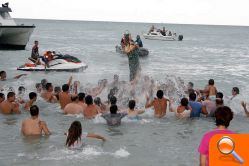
[42, 51, 54, 68]
[29, 40, 41, 65]
[135, 35, 143, 48]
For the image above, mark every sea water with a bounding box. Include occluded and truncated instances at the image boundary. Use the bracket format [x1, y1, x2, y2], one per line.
[0, 19, 249, 166]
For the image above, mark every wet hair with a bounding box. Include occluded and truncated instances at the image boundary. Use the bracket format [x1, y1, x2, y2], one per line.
[71, 95, 78, 102]
[34, 40, 38, 43]
[0, 93, 5, 99]
[7, 92, 15, 98]
[128, 100, 136, 110]
[156, 90, 164, 99]
[62, 84, 69, 92]
[181, 98, 189, 107]
[35, 83, 42, 89]
[85, 95, 93, 105]
[0, 70, 6, 76]
[45, 83, 52, 91]
[66, 121, 82, 147]
[29, 92, 37, 100]
[30, 105, 39, 116]
[18, 86, 25, 92]
[189, 92, 196, 101]
[110, 105, 118, 114]
[110, 96, 117, 105]
[208, 79, 214, 85]
[216, 92, 223, 99]
[188, 82, 194, 88]
[232, 87, 239, 95]
[41, 79, 47, 89]
[215, 106, 233, 128]
[94, 97, 101, 106]
[54, 86, 61, 93]
[216, 98, 224, 106]
[78, 93, 85, 101]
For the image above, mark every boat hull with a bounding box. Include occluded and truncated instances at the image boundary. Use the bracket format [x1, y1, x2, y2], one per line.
[143, 33, 183, 41]
[0, 25, 35, 50]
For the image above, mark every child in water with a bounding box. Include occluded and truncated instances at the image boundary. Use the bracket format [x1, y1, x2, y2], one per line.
[65, 121, 106, 149]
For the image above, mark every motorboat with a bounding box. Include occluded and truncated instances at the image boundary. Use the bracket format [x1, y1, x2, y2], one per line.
[115, 45, 149, 57]
[0, 3, 35, 49]
[143, 31, 183, 41]
[17, 53, 88, 72]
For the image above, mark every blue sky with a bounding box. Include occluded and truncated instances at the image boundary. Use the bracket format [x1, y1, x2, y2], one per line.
[7, 0, 249, 26]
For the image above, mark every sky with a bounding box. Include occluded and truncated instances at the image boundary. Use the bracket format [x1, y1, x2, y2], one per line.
[6, 0, 249, 26]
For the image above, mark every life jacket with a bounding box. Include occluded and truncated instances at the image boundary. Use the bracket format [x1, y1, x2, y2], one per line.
[44, 51, 53, 61]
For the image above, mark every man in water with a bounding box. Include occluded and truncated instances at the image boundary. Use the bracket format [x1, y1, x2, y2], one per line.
[59, 84, 72, 109]
[29, 40, 40, 65]
[0, 92, 20, 114]
[21, 105, 51, 136]
[145, 90, 169, 118]
[0, 93, 5, 103]
[83, 95, 100, 119]
[63, 95, 83, 114]
[102, 105, 127, 126]
[0, 70, 27, 81]
[199, 79, 217, 101]
[24, 92, 37, 111]
[41, 83, 57, 103]
[77, 92, 87, 111]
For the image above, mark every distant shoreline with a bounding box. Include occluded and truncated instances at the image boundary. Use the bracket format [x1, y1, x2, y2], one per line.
[14, 18, 249, 28]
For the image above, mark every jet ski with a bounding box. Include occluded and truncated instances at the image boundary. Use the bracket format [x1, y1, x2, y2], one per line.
[115, 45, 149, 57]
[17, 53, 88, 72]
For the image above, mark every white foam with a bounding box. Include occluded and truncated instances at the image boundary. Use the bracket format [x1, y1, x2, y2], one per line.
[112, 148, 130, 158]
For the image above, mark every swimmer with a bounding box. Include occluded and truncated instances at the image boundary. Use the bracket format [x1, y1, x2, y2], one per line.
[127, 100, 145, 120]
[21, 105, 51, 136]
[199, 79, 217, 101]
[0, 70, 27, 81]
[24, 92, 37, 111]
[77, 93, 87, 111]
[101, 105, 127, 126]
[17, 86, 26, 104]
[83, 95, 100, 119]
[59, 84, 72, 109]
[145, 90, 169, 118]
[0, 92, 20, 114]
[63, 95, 83, 115]
[35, 83, 42, 93]
[175, 98, 191, 118]
[41, 83, 57, 103]
[65, 121, 105, 149]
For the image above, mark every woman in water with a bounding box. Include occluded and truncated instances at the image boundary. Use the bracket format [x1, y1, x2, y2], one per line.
[124, 33, 140, 82]
[198, 106, 234, 166]
[65, 121, 106, 149]
[175, 98, 191, 118]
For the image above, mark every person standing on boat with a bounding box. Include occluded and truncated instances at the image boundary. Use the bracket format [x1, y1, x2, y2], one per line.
[30, 40, 40, 65]
[124, 33, 141, 82]
[135, 35, 143, 48]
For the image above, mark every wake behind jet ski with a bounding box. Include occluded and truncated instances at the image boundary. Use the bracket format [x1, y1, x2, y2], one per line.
[17, 51, 88, 72]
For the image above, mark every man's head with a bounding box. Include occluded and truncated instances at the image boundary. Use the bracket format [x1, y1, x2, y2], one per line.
[78, 93, 85, 102]
[128, 100, 136, 110]
[34, 40, 39, 46]
[156, 90, 164, 99]
[94, 97, 101, 106]
[188, 82, 194, 89]
[232, 87, 239, 96]
[7, 92, 15, 102]
[181, 98, 189, 107]
[216, 92, 224, 99]
[45, 83, 53, 92]
[35, 83, 42, 92]
[62, 84, 69, 92]
[41, 79, 48, 89]
[189, 92, 196, 101]
[208, 79, 214, 85]
[54, 86, 61, 94]
[0, 71, 7, 80]
[18, 86, 25, 95]
[30, 105, 39, 117]
[29, 92, 37, 101]
[0, 93, 5, 103]
[110, 105, 118, 114]
[85, 95, 93, 105]
[71, 95, 79, 102]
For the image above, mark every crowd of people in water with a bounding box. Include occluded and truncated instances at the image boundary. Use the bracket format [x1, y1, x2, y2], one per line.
[0, 38, 249, 165]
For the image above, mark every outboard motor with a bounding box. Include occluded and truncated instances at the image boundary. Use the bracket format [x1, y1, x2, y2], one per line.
[178, 35, 183, 41]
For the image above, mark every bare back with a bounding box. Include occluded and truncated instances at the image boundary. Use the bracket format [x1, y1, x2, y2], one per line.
[59, 92, 71, 109]
[84, 105, 99, 119]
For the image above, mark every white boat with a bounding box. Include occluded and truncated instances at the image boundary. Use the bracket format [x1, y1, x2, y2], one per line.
[0, 3, 35, 49]
[143, 31, 183, 41]
[115, 45, 149, 57]
[17, 54, 88, 72]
